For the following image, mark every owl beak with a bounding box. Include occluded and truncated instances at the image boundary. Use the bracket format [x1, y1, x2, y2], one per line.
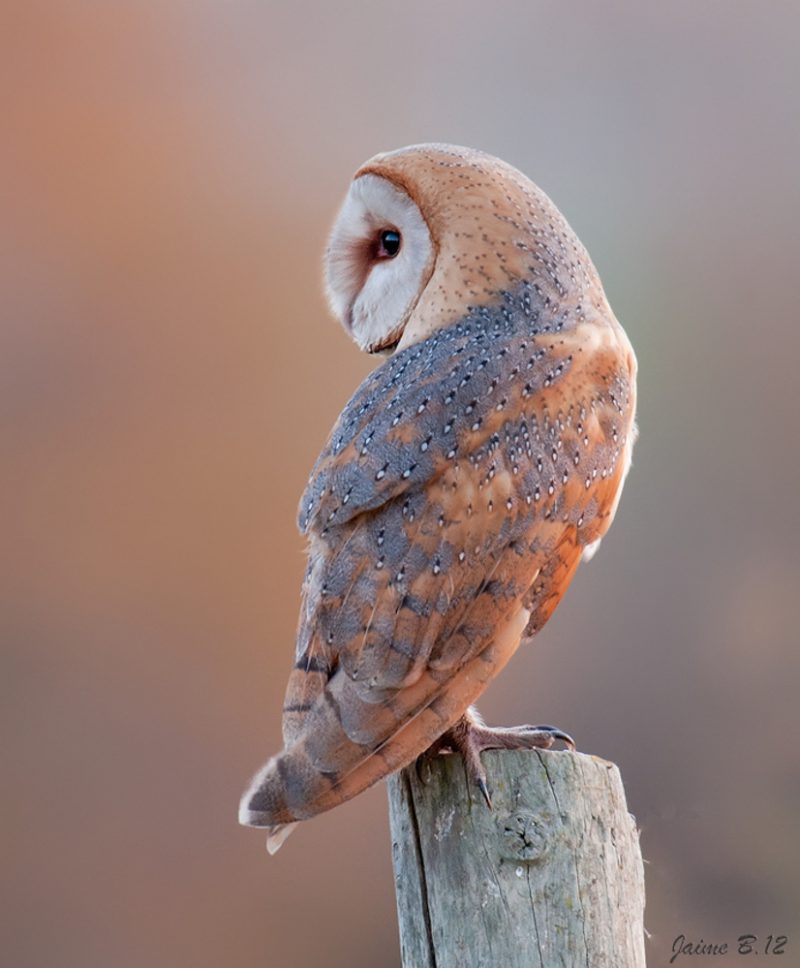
[368, 334, 402, 356]
[366, 323, 404, 356]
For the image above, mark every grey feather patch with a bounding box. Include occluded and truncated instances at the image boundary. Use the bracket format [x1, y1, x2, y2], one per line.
[298, 283, 573, 535]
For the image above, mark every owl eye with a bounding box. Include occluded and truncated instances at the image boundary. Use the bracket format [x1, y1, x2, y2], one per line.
[376, 229, 401, 259]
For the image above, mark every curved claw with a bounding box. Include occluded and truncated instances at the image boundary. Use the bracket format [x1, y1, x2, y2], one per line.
[519, 724, 577, 751]
[425, 712, 576, 820]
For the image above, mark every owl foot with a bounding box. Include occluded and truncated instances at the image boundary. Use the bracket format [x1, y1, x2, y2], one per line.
[417, 708, 575, 809]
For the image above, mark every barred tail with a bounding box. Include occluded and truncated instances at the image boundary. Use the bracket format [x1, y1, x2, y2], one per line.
[238, 602, 531, 853]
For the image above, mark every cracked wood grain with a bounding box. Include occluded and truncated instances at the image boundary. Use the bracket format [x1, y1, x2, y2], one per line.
[387, 749, 646, 968]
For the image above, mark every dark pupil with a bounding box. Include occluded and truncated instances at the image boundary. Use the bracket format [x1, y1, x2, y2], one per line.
[380, 229, 401, 257]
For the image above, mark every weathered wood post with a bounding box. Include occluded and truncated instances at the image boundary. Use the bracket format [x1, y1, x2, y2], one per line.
[387, 749, 646, 968]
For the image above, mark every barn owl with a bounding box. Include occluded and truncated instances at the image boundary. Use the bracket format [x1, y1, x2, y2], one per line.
[239, 144, 637, 853]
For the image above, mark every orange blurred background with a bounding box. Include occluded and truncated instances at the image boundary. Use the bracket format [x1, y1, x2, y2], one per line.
[3, 4, 799, 966]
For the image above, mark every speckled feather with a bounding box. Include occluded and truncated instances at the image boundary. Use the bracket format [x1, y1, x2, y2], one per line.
[239, 144, 637, 841]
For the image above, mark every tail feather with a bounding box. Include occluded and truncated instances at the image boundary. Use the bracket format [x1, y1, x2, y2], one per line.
[238, 602, 532, 853]
[266, 822, 298, 854]
[238, 754, 295, 827]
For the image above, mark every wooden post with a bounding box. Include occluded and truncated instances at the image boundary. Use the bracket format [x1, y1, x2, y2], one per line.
[387, 749, 646, 968]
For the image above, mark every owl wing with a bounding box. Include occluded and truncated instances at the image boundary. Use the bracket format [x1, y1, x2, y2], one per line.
[298, 313, 521, 534]
[251, 310, 630, 824]
[292, 312, 548, 700]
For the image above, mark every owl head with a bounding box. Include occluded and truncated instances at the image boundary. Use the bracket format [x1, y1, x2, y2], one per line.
[324, 143, 601, 356]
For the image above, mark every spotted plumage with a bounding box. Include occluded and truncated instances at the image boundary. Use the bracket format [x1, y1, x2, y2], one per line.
[239, 144, 637, 852]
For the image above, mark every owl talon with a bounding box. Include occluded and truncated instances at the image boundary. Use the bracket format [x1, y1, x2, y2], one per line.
[515, 724, 577, 751]
[429, 710, 576, 811]
[466, 722, 577, 753]
[476, 776, 493, 811]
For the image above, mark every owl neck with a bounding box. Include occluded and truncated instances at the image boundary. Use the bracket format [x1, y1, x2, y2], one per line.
[398, 273, 605, 353]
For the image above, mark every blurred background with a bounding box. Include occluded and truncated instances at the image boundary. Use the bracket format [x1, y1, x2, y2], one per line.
[3, 3, 799, 966]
